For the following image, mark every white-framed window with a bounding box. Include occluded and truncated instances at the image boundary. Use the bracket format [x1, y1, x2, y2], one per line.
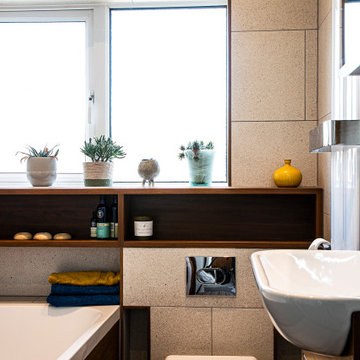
[0, 9, 93, 183]
[110, 6, 228, 182]
[0, 1, 228, 184]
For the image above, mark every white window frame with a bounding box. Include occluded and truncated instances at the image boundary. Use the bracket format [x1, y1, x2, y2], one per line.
[333, 0, 360, 121]
[0, 0, 227, 184]
[0, 8, 96, 183]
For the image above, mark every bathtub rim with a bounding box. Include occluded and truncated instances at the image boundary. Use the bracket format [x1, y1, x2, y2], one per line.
[0, 298, 120, 360]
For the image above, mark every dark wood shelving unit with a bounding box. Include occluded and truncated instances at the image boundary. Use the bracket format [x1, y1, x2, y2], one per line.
[0, 185, 324, 360]
[0, 193, 120, 247]
[0, 239, 121, 247]
[0, 186, 323, 248]
[123, 240, 312, 248]
[124, 192, 319, 245]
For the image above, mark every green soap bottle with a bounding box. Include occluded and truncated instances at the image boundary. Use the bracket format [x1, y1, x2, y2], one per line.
[96, 195, 110, 239]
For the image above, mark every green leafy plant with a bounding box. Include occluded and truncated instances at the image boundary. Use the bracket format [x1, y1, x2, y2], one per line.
[16, 145, 59, 163]
[178, 140, 214, 161]
[80, 135, 126, 162]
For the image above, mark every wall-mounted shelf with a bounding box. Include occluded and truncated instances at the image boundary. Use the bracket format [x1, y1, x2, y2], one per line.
[123, 240, 312, 249]
[0, 239, 121, 247]
[0, 186, 323, 248]
[0, 193, 119, 246]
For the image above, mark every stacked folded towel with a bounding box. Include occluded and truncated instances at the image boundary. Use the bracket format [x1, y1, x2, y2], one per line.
[46, 271, 120, 307]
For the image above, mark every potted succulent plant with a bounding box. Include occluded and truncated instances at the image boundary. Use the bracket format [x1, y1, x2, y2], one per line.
[16, 145, 59, 187]
[179, 140, 215, 186]
[81, 135, 126, 186]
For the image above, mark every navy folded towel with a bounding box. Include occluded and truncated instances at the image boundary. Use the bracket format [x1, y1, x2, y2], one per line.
[51, 284, 119, 296]
[46, 294, 119, 307]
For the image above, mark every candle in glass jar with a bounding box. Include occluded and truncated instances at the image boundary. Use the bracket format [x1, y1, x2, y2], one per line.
[134, 216, 153, 240]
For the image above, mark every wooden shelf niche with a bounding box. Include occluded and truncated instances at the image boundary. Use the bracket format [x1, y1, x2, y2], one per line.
[0, 187, 322, 248]
[124, 189, 322, 248]
[0, 194, 121, 247]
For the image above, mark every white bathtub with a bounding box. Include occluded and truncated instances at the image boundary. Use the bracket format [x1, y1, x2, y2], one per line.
[0, 301, 120, 360]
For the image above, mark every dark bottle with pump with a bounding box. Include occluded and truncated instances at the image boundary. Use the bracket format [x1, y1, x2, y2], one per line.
[96, 195, 110, 239]
[110, 196, 118, 239]
[90, 211, 97, 238]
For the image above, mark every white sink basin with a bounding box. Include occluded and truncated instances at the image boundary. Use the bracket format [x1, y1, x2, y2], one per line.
[251, 249, 360, 356]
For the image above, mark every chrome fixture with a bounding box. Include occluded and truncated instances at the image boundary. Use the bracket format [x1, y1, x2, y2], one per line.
[308, 238, 331, 250]
[186, 256, 236, 296]
[309, 120, 360, 153]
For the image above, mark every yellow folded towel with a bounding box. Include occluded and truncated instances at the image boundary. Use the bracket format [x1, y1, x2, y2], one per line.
[48, 271, 120, 286]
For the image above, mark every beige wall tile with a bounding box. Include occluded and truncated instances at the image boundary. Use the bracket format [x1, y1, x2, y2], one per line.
[231, 121, 317, 187]
[232, 250, 263, 308]
[232, 31, 304, 121]
[151, 307, 211, 360]
[124, 248, 184, 307]
[231, 0, 317, 31]
[318, 152, 331, 215]
[319, 0, 332, 27]
[213, 308, 273, 360]
[123, 248, 262, 308]
[0, 296, 41, 303]
[324, 213, 331, 241]
[306, 30, 318, 120]
[0, 247, 120, 296]
[318, 13, 332, 120]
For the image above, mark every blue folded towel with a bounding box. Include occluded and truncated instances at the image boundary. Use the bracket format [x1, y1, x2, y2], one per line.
[51, 284, 119, 296]
[46, 294, 119, 307]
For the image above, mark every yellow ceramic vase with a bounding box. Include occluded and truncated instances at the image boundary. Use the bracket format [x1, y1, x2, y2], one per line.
[273, 160, 302, 187]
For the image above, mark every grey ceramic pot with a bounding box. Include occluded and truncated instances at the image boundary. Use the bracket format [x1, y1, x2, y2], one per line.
[26, 157, 57, 187]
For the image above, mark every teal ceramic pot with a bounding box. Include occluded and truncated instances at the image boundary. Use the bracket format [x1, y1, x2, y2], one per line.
[185, 149, 215, 186]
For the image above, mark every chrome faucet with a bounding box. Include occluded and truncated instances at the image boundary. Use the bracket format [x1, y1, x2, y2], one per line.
[308, 238, 331, 250]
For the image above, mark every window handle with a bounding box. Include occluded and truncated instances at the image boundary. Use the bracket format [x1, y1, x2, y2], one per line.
[88, 90, 95, 124]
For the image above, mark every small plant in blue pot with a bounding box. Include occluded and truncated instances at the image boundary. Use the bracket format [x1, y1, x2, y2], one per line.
[179, 140, 215, 186]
